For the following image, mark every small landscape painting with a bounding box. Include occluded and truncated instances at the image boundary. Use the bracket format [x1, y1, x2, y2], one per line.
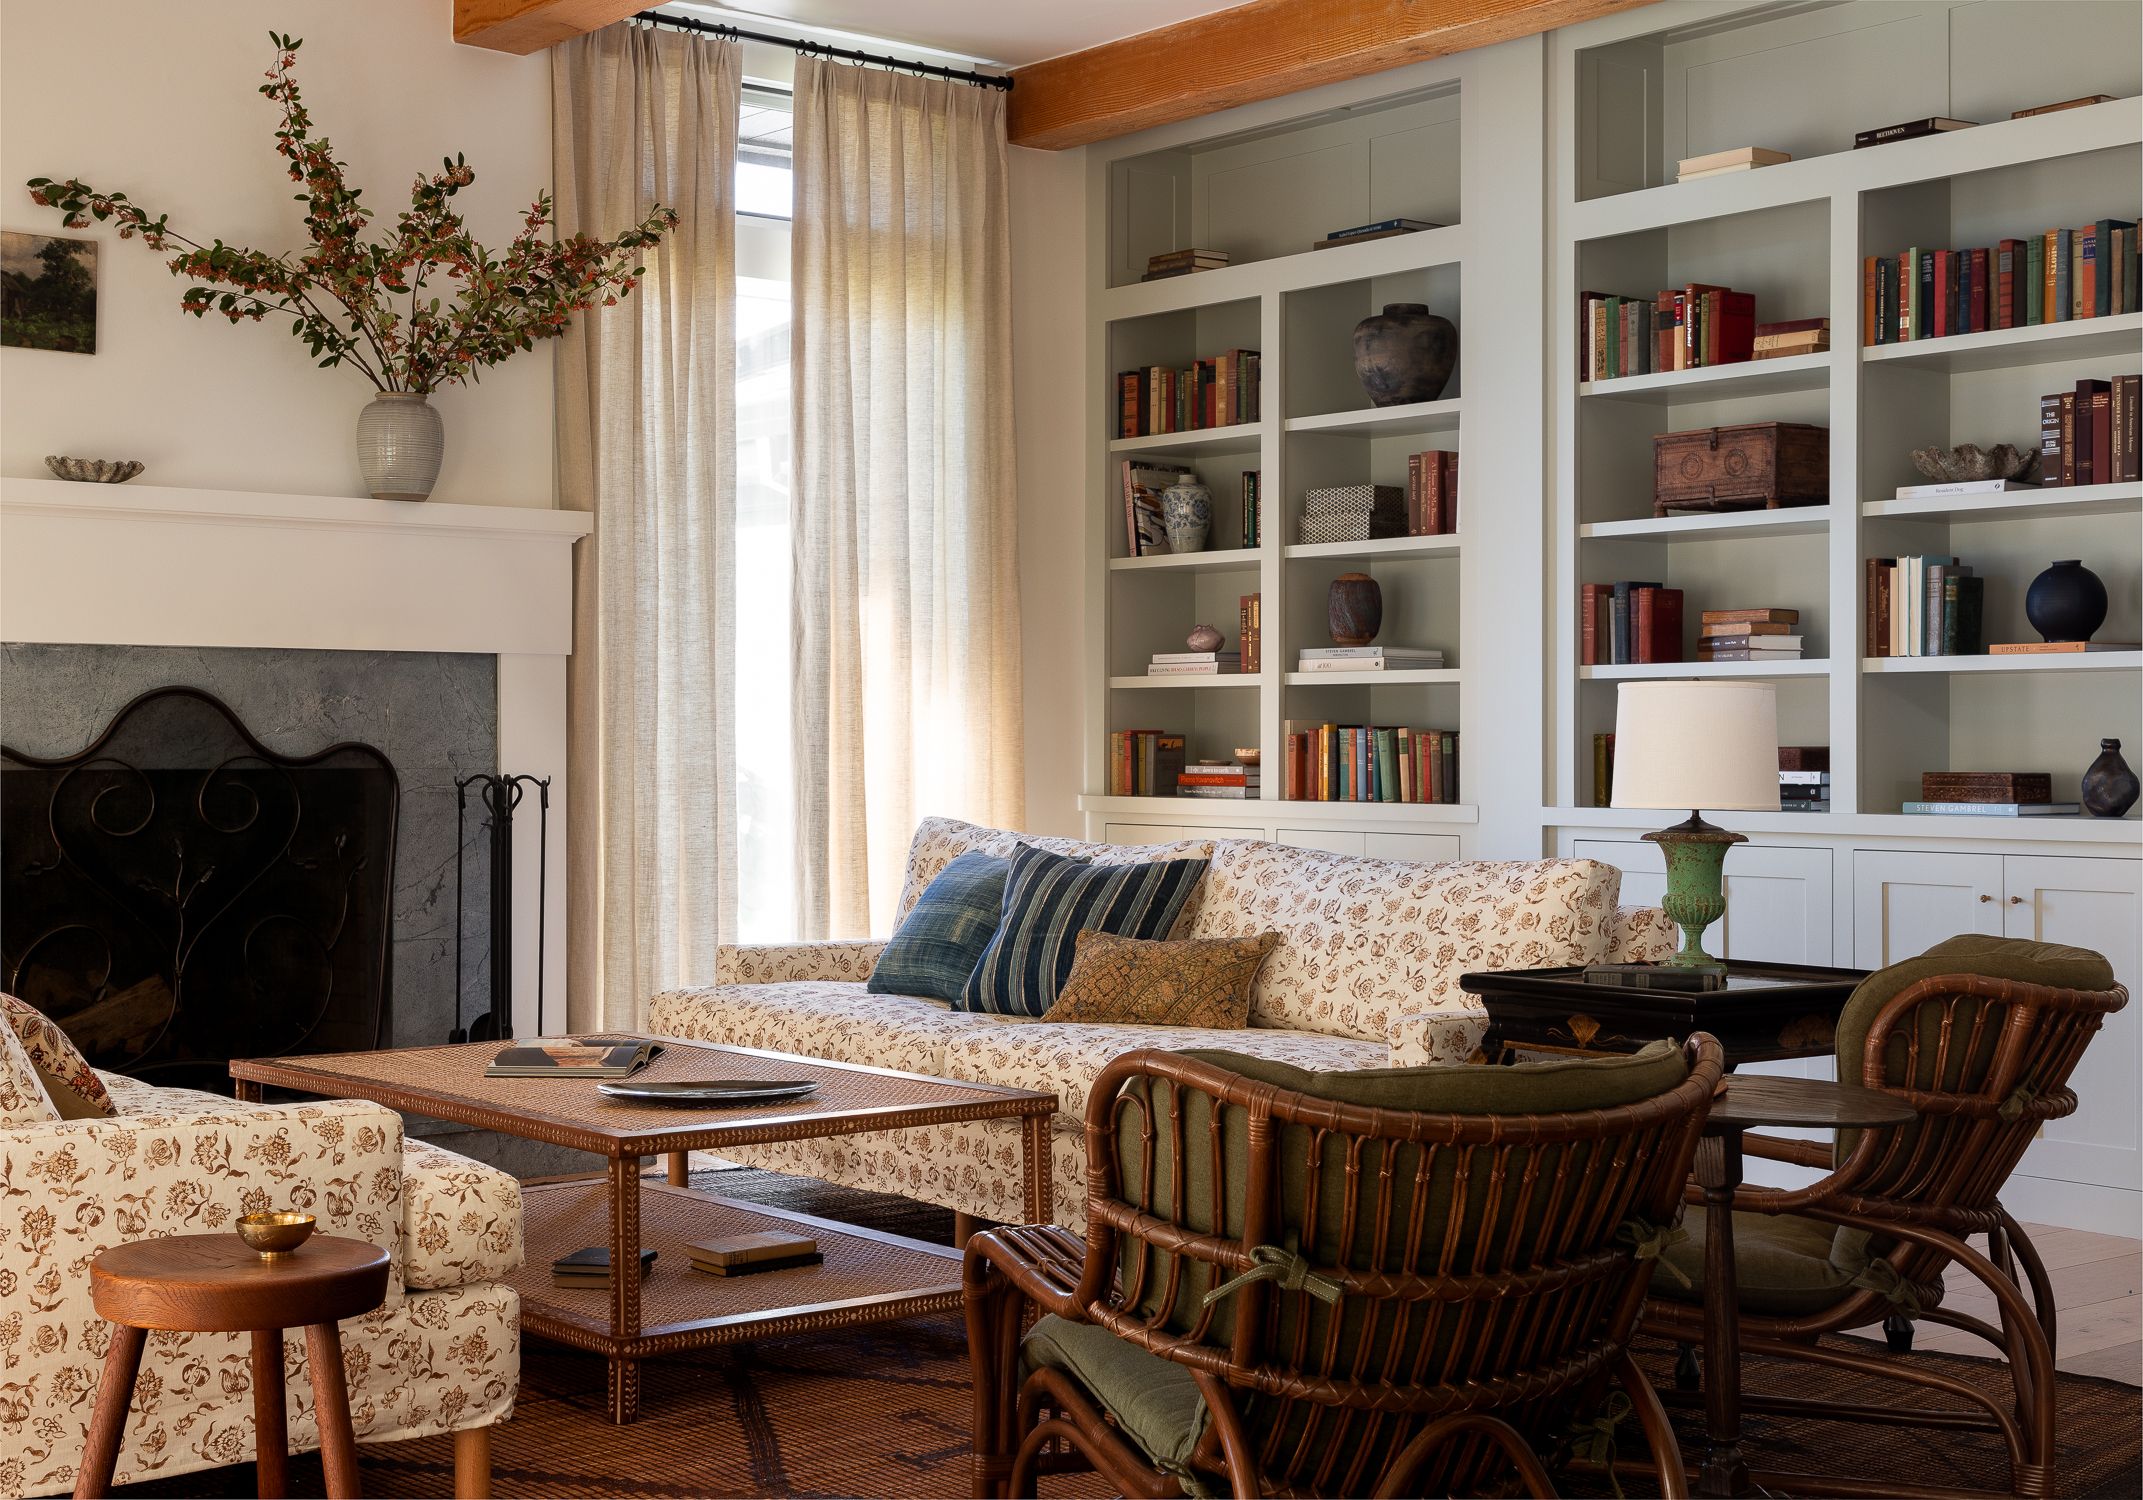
[1, 230, 97, 353]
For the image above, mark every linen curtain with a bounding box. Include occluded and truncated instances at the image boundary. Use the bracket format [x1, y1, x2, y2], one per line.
[790, 58, 1024, 940]
[554, 25, 741, 1028]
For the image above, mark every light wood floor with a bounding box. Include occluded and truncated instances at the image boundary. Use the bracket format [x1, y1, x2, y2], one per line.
[1916, 1223, 2140, 1385]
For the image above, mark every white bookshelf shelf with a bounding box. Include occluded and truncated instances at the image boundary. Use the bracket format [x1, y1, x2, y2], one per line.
[1860, 314, 2143, 375]
[1077, 794, 1481, 827]
[1580, 507, 1831, 542]
[1863, 482, 2142, 524]
[1578, 660, 1830, 680]
[1282, 399, 1462, 438]
[1862, 652, 2143, 675]
[1578, 351, 1831, 403]
[1540, 805, 2141, 846]
[1283, 668, 1462, 686]
[1108, 423, 1263, 456]
[1284, 534, 1461, 562]
[1109, 547, 1262, 574]
[1100, 225, 1468, 317]
[1108, 674, 1262, 690]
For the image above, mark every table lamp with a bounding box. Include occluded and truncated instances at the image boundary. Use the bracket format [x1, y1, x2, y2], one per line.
[1609, 680, 1780, 970]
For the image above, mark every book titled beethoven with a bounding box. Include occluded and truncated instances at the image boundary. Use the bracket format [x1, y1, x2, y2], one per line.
[1854, 117, 1975, 149]
[487, 1039, 661, 1078]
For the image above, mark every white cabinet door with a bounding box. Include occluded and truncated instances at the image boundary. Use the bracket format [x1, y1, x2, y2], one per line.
[1277, 829, 1367, 856]
[2004, 856, 2141, 1206]
[1851, 850, 2004, 968]
[1574, 840, 1835, 963]
[1363, 832, 1463, 862]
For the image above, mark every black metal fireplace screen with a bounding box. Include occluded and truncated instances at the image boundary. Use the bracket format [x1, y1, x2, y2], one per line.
[1, 687, 397, 1094]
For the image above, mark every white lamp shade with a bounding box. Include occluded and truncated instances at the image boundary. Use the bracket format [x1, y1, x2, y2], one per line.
[1608, 680, 1782, 813]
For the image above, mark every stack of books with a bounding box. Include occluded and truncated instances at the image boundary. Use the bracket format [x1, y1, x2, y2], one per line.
[1700, 608, 1802, 663]
[2041, 374, 2141, 486]
[1579, 583, 1684, 665]
[1282, 722, 1459, 803]
[1405, 450, 1459, 535]
[1582, 283, 1758, 380]
[1676, 145, 1790, 181]
[1177, 761, 1260, 800]
[1108, 731, 1185, 796]
[1312, 217, 1441, 251]
[1754, 317, 1829, 360]
[1866, 559, 1981, 657]
[1863, 217, 2139, 346]
[1903, 771, 2078, 818]
[1295, 645, 1445, 674]
[1143, 248, 1229, 281]
[552, 1246, 657, 1290]
[1148, 647, 1239, 677]
[1115, 349, 1259, 438]
[1779, 746, 1830, 814]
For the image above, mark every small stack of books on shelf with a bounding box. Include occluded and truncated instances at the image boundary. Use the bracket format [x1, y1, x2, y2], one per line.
[1862, 218, 2139, 345]
[1866, 558, 1982, 657]
[1108, 730, 1186, 796]
[1582, 283, 1757, 379]
[1675, 145, 1790, 181]
[1283, 722, 1459, 802]
[1143, 248, 1228, 281]
[1579, 583, 1684, 665]
[1754, 318, 1829, 360]
[2041, 374, 2141, 485]
[1119, 459, 1192, 556]
[1240, 470, 1262, 545]
[1295, 645, 1445, 674]
[1903, 771, 2078, 818]
[1177, 760, 1260, 799]
[1116, 350, 1260, 438]
[1312, 217, 1442, 251]
[1405, 450, 1459, 535]
[1778, 747, 1831, 814]
[1148, 646, 1240, 677]
[1699, 607, 1802, 663]
[1239, 593, 1262, 674]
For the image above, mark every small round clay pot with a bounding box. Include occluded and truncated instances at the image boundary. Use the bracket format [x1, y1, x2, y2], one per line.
[1351, 303, 1458, 407]
[1327, 572, 1383, 646]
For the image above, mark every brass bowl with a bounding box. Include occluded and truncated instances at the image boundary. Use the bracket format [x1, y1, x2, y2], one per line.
[236, 1211, 317, 1260]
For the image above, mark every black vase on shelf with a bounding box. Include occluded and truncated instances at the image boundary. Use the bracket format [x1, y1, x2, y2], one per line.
[2023, 559, 2108, 643]
[1351, 303, 1457, 407]
[2082, 739, 2140, 819]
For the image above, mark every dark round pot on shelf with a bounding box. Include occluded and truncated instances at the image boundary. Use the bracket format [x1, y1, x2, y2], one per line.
[2082, 739, 2139, 819]
[1327, 572, 1383, 646]
[2023, 559, 2107, 643]
[1351, 303, 1457, 407]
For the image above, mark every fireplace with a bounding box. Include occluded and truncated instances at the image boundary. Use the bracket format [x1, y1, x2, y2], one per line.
[3, 686, 400, 1093]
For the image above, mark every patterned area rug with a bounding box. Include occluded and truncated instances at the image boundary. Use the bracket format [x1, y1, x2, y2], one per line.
[113, 1168, 2142, 1498]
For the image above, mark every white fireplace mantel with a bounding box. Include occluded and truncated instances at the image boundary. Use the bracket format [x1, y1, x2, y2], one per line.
[0, 477, 591, 1036]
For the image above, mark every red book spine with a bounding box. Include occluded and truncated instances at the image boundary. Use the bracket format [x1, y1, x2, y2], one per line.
[1933, 251, 1951, 339]
[1716, 291, 1756, 363]
[1862, 257, 1878, 347]
[1442, 451, 1458, 533]
[2091, 390, 2113, 486]
[1424, 453, 1445, 537]
[1633, 587, 1655, 664]
[1581, 583, 1600, 666]
[1651, 588, 1684, 663]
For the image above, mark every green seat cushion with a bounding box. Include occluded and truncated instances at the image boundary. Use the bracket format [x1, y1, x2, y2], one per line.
[1650, 1204, 1868, 1317]
[1024, 1314, 1207, 1472]
[1180, 1035, 1689, 1116]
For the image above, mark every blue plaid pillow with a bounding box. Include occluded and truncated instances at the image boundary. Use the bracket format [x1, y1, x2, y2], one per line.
[867, 851, 1012, 1003]
[960, 844, 1209, 1018]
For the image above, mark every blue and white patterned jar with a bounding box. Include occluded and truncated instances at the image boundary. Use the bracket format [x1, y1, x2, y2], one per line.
[1159, 475, 1212, 553]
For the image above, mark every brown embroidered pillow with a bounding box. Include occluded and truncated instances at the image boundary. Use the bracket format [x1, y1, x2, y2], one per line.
[1041, 929, 1282, 1030]
[1, 992, 115, 1119]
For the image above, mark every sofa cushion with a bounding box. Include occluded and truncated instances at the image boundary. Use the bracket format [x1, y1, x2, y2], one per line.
[963, 846, 1211, 1019]
[648, 979, 1002, 1076]
[1, 1016, 60, 1126]
[97, 1069, 234, 1115]
[896, 816, 1215, 923]
[868, 851, 1013, 1003]
[401, 1136, 526, 1291]
[3, 993, 114, 1118]
[1181, 843, 1622, 1040]
[1043, 930, 1279, 1030]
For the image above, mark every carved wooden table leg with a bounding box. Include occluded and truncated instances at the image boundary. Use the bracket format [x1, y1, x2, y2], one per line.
[1694, 1130, 1749, 1499]
[1021, 1112, 1053, 1226]
[73, 1324, 147, 1499]
[607, 1153, 643, 1423]
[251, 1329, 289, 1499]
[666, 1150, 689, 1187]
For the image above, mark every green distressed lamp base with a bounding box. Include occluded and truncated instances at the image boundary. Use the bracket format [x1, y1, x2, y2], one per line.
[1642, 812, 1746, 970]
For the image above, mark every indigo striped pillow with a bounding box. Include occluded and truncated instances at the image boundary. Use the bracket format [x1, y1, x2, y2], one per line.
[866, 851, 1013, 1002]
[960, 844, 1209, 1018]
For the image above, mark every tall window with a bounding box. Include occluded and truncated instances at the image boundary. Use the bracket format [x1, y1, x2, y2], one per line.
[732, 86, 795, 943]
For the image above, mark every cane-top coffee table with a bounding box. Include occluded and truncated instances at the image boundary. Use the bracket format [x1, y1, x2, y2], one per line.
[232, 1037, 1056, 1423]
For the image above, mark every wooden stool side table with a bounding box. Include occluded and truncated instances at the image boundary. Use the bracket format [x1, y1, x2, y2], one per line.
[76, 1234, 391, 1500]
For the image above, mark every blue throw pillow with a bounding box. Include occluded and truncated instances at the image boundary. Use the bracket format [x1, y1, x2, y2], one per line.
[961, 844, 1209, 1018]
[867, 851, 1012, 1002]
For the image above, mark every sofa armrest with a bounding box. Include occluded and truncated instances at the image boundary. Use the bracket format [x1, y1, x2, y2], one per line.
[1606, 904, 1678, 963]
[713, 939, 885, 985]
[401, 1136, 524, 1290]
[1386, 1004, 1492, 1067]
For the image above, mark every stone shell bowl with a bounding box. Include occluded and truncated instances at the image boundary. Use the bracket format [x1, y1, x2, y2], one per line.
[1910, 443, 2040, 484]
[45, 455, 145, 484]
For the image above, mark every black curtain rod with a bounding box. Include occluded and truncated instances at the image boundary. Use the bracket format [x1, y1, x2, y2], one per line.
[630, 9, 1013, 91]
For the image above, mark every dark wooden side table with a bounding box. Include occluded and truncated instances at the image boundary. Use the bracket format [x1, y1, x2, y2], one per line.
[1690, 1075, 1917, 1498]
[1459, 960, 1868, 1064]
[76, 1234, 391, 1500]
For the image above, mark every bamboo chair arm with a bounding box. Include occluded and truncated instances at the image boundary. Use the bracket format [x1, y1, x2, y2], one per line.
[1741, 1131, 1835, 1168]
[963, 1223, 1091, 1321]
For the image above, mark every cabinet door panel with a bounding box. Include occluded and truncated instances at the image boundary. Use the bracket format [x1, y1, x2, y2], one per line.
[1851, 850, 2003, 968]
[1363, 832, 1462, 863]
[1574, 840, 1834, 964]
[1277, 829, 1367, 856]
[1104, 822, 1188, 844]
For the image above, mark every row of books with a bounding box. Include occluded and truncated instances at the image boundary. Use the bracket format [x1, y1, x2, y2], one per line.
[1698, 608, 1804, 663]
[1867, 557, 1981, 658]
[1780, 768, 1831, 814]
[1143, 248, 1228, 281]
[1177, 761, 1259, 800]
[1404, 450, 1460, 536]
[1116, 350, 1260, 438]
[1295, 645, 1444, 674]
[1107, 730, 1185, 797]
[1579, 583, 1683, 665]
[1862, 218, 2140, 346]
[2041, 375, 2142, 487]
[1282, 723, 1460, 803]
[1581, 283, 1761, 380]
[1902, 771, 2077, 818]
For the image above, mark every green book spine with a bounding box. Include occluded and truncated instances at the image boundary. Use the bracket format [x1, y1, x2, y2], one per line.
[1376, 728, 1399, 803]
[1442, 732, 1459, 803]
[1941, 578, 1960, 656]
[1604, 296, 1619, 378]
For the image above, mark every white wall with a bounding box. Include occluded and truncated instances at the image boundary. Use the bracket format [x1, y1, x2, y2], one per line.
[0, 0, 553, 507]
[1010, 143, 1090, 835]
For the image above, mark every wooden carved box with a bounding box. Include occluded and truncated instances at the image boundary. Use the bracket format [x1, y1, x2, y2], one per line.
[1652, 421, 1828, 516]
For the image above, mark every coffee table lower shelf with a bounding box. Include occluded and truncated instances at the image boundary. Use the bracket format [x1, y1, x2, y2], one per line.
[511, 1177, 964, 1420]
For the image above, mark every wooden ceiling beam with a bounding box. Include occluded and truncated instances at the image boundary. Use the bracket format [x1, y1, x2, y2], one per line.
[1008, 0, 1658, 150]
[454, 0, 647, 55]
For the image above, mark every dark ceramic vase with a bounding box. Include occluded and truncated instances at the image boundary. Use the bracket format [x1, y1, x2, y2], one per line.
[1327, 572, 1383, 646]
[1351, 303, 1458, 407]
[2023, 559, 2108, 643]
[2082, 738, 2140, 818]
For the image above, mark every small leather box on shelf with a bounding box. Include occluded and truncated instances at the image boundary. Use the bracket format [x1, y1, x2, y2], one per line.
[1652, 420, 1828, 516]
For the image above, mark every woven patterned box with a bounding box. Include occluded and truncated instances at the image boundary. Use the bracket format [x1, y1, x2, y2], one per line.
[1299, 484, 1405, 545]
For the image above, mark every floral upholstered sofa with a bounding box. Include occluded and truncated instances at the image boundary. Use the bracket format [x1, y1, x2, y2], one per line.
[649, 818, 1675, 1226]
[0, 1055, 522, 1499]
